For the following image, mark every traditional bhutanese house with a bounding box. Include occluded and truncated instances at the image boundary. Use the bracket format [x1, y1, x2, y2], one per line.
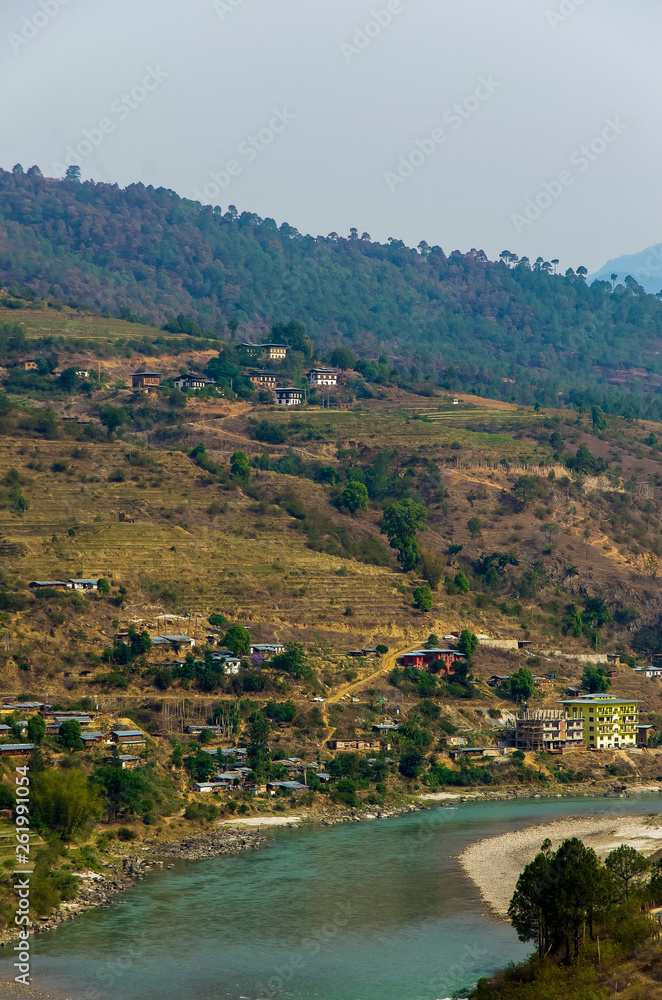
[150, 634, 196, 651]
[399, 648, 466, 673]
[68, 578, 99, 591]
[81, 732, 104, 745]
[173, 374, 216, 391]
[0, 725, 8, 735]
[327, 738, 385, 751]
[373, 723, 400, 733]
[487, 675, 511, 688]
[267, 780, 308, 795]
[110, 729, 147, 746]
[28, 580, 69, 591]
[0, 744, 35, 756]
[250, 643, 285, 655]
[247, 370, 279, 388]
[274, 386, 304, 406]
[637, 724, 654, 747]
[103, 754, 143, 769]
[131, 371, 161, 391]
[306, 367, 338, 387]
[634, 666, 662, 679]
[18, 359, 39, 371]
[54, 714, 93, 727]
[241, 343, 288, 361]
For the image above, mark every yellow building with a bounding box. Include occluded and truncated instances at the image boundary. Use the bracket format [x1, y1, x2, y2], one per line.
[558, 695, 639, 749]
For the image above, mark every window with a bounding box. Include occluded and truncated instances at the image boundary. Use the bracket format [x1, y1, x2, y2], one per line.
[589, 726, 594, 732]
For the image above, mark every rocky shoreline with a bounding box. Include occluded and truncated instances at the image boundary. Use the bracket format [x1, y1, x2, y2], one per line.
[0, 828, 265, 944]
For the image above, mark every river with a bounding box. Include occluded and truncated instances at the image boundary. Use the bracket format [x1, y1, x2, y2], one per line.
[3, 794, 661, 1000]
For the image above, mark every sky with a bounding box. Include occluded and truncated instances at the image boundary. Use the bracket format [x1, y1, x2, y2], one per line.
[1, 0, 661, 272]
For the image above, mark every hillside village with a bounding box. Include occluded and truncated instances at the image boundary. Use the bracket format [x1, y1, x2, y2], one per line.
[3, 297, 662, 931]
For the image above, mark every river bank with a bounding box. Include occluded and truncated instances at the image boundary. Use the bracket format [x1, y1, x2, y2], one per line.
[0, 827, 265, 947]
[459, 812, 662, 917]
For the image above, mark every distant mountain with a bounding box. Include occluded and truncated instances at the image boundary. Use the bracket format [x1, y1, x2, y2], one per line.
[590, 244, 662, 295]
[4, 166, 662, 416]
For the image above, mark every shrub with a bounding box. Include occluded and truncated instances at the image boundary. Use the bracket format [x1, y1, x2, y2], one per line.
[117, 827, 136, 841]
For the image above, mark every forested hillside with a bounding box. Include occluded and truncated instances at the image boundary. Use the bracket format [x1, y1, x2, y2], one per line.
[3, 165, 662, 415]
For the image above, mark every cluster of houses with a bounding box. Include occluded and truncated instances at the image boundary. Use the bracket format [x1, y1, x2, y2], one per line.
[190, 743, 332, 796]
[0, 700, 147, 763]
[130, 342, 341, 406]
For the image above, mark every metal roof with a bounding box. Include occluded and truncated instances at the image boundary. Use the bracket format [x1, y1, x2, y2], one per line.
[0, 744, 35, 752]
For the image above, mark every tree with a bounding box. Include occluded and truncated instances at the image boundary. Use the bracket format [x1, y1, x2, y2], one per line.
[65, 165, 81, 182]
[581, 665, 611, 694]
[412, 586, 433, 611]
[59, 719, 83, 751]
[426, 634, 439, 647]
[247, 712, 271, 778]
[605, 845, 649, 901]
[508, 849, 553, 958]
[591, 405, 607, 431]
[100, 405, 128, 435]
[227, 317, 239, 339]
[223, 625, 251, 656]
[32, 769, 100, 838]
[457, 629, 478, 659]
[209, 612, 227, 627]
[330, 347, 356, 371]
[540, 522, 560, 545]
[97, 577, 110, 595]
[27, 715, 46, 746]
[398, 751, 424, 779]
[341, 481, 369, 513]
[554, 838, 602, 962]
[230, 450, 250, 482]
[510, 668, 535, 702]
[271, 642, 312, 679]
[564, 603, 583, 637]
[381, 500, 428, 572]
[511, 475, 544, 506]
[420, 549, 445, 589]
[467, 517, 482, 539]
[94, 753, 149, 823]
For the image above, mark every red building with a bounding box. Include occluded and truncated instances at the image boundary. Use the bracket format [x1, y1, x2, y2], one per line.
[399, 648, 466, 674]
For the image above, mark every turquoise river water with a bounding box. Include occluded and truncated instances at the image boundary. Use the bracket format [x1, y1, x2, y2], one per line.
[2, 794, 661, 1000]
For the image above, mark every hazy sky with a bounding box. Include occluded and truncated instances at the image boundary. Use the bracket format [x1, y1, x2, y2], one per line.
[2, 0, 660, 271]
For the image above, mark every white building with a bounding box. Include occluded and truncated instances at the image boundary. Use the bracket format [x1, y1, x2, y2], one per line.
[275, 387, 304, 406]
[306, 367, 338, 387]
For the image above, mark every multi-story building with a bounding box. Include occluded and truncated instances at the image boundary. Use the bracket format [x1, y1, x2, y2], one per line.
[306, 367, 338, 387]
[515, 709, 583, 752]
[557, 694, 639, 749]
[241, 343, 288, 362]
[274, 387, 304, 406]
